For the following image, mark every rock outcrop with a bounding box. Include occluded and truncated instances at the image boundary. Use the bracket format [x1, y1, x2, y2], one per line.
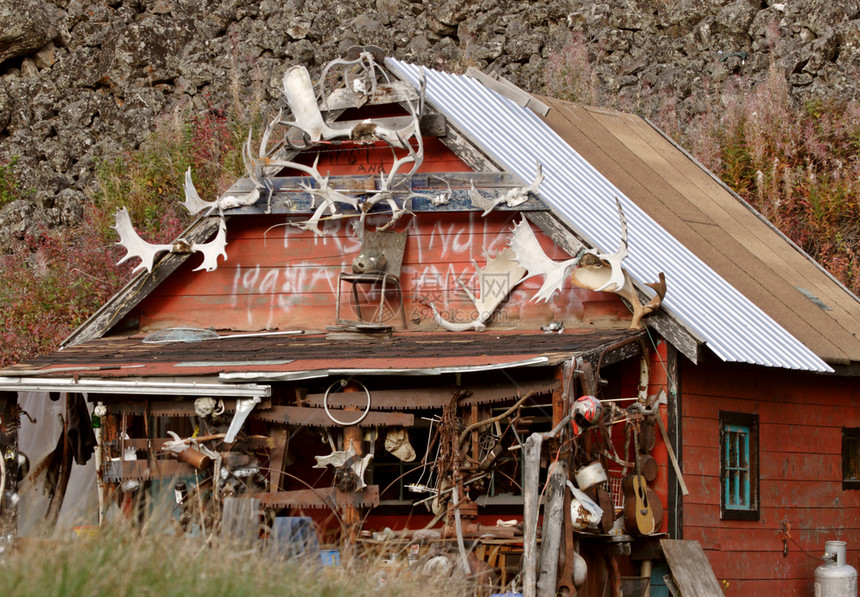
[2, 0, 859, 247]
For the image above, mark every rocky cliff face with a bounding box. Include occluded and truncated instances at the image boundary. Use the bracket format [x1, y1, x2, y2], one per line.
[1, 0, 859, 248]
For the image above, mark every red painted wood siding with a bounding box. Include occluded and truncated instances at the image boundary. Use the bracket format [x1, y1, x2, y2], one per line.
[680, 359, 860, 596]
[127, 134, 632, 332]
[285, 137, 473, 176]
[133, 212, 632, 332]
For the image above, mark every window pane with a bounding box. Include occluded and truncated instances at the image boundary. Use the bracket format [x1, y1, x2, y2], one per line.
[727, 432, 737, 468]
[847, 436, 860, 479]
[722, 416, 757, 515]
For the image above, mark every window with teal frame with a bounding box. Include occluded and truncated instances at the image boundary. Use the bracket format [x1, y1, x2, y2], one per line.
[843, 428, 860, 490]
[720, 412, 759, 520]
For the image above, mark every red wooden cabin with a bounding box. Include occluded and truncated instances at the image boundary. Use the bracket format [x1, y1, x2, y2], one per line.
[1, 51, 857, 596]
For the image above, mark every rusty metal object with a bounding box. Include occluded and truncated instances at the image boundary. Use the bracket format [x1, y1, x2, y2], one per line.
[304, 378, 559, 409]
[176, 446, 211, 470]
[351, 230, 408, 276]
[249, 405, 413, 427]
[106, 397, 272, 417]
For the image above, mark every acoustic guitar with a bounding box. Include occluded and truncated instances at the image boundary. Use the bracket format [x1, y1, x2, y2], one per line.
[622, 428, 656, 536]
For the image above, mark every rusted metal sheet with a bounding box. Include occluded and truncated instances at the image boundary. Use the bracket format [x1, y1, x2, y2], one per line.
[6, 330, 643, 378]
[253, 485, 380, 509]
[458, 378, 561, 406]
[250, 405, 413, 427]
[303, 378, 559, 409]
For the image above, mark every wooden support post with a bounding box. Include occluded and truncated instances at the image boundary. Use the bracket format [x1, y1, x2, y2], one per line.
[523, 433, 543, 597]
[471, 404, 480, 464]
[341, 384, 363, 543]
[553, 364, 567, 428]
[269, 426, 290, 492]
[537, 464, 567, 596]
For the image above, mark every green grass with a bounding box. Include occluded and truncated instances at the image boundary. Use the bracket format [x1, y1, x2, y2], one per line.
[0, 156, 24, 207]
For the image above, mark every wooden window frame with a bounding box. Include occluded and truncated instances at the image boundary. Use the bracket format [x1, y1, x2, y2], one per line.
[719, 411, 760, 521]
[843, 428, 860, 490]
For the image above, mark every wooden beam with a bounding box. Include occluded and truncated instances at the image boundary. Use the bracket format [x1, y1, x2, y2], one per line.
[437, 125, 504, 173]
[324, 82, 418, 111]
[118, 436, 275, 451]
[253, 485, 380, 509]
[667, 344, 683, 540]
[465, 67, 550, 117]
[660, 539, 724, 597]
[220, 171, 549, 215]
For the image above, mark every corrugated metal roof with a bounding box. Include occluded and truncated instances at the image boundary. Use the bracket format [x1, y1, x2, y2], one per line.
[387, 59, 833, 372]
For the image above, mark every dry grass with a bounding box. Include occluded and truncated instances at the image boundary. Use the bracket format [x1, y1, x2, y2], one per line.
[0, 523, 491, 597]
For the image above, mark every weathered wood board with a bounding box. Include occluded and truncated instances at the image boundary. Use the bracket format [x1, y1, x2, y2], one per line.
[660, 539, 723, 597]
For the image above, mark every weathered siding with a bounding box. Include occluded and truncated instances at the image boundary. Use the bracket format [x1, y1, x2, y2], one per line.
[132, 211, 631, 332]
[681, 360, 860, 595]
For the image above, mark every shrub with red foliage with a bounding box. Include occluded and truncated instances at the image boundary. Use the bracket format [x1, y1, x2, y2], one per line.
[0, 105, 250, 366]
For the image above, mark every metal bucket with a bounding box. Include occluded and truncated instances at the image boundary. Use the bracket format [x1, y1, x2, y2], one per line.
[574, 460, 608, 490]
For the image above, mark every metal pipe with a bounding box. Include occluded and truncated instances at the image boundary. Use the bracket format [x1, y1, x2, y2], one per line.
[0, 377, 271, 397]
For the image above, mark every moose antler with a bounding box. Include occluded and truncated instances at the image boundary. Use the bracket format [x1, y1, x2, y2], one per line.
[191, 217, 229, 272]
[508, 203, 666, 329]
[508, 216, 583, 303]
[113, 207, 173, 274]
[423, 248, 526, 332]
[113, 208, 228, 274]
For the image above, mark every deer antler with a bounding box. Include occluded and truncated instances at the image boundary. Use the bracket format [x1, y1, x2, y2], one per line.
[469, 162, 544, 216]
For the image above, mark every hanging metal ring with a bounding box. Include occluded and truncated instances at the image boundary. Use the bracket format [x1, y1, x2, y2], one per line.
[323, 378, 371, 426]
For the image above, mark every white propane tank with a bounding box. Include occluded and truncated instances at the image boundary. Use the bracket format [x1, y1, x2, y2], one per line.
[814, 541, 857, 597]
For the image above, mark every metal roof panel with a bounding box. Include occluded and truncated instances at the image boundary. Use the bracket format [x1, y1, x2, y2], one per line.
[388, 59, 832, 372]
